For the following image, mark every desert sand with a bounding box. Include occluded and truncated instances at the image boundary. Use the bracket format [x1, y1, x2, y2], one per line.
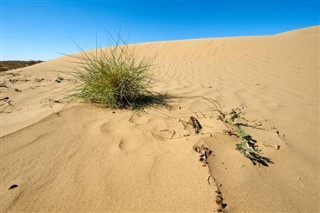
[1, 26, 319, 212]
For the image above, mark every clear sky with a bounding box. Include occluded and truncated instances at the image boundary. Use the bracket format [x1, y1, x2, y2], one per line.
[1, 0, 319, 60]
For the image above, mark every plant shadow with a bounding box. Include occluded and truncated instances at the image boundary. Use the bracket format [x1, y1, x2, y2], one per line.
[131, 92, 173, 110]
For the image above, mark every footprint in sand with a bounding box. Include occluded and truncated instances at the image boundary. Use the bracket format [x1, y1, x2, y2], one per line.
[118, 139, 142, 151]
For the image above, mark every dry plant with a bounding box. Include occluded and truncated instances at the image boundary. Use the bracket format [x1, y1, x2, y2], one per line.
[205, 98, 273, 166]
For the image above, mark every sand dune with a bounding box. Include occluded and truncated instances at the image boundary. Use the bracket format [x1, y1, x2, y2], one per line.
[1, 26, 319, 212]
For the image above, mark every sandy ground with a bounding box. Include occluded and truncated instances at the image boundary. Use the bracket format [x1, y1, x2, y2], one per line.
[1, 26, 319, 212]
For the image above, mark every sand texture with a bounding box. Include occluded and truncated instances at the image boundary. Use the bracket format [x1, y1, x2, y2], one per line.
[1, 26, 319, 212]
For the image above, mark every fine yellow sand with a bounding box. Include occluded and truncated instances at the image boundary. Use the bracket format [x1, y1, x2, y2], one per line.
[1, 26, 319, 212]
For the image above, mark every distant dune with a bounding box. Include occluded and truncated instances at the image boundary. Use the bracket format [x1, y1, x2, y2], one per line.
[1, 26, 319, 212]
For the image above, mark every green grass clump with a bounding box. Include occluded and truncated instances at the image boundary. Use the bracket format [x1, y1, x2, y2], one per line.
[71, 36, 156, 109]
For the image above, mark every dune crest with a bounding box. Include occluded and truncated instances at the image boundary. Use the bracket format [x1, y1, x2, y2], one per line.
[277, 25, 319, 36]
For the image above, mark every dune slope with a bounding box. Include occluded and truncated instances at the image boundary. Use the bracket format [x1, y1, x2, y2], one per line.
[1, 26, 319, 212]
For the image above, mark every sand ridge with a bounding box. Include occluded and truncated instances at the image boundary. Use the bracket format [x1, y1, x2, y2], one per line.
[1, 25, 319, 212]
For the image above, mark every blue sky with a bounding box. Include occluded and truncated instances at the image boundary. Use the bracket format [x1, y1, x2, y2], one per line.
[1, 0, 319, 60]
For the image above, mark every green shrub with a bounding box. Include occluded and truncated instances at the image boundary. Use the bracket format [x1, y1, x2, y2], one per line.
[71, 36, 156, 109]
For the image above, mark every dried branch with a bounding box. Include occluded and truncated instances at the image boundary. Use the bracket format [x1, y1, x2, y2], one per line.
[190, 116, 202, 134]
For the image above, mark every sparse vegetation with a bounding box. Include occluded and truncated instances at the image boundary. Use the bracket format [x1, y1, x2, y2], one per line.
[205, 98, 273, 166]
[0, 60, 43, 72]
[219, 107, 273, 166]
[70, 35, 163, 109]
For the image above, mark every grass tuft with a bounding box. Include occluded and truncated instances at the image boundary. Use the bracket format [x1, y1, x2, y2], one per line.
[70, 34, 161, 109]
